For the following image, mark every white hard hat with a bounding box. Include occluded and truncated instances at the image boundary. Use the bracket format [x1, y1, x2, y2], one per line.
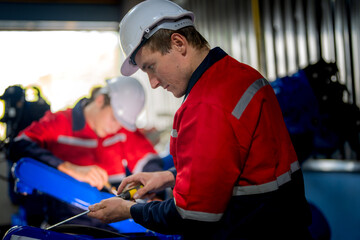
[119, 0, 194, 76]
[101, 76, 145, 132]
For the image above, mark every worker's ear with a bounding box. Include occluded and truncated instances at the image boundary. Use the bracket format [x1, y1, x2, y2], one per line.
[170, 33, 187, 55]
[94, 94, 105, 108]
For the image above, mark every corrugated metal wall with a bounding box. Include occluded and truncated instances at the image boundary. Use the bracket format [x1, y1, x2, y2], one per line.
[183, 0, 360, 107]
[1, 0, 358, 146]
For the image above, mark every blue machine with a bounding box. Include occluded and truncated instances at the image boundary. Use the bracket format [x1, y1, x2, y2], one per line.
[303, 159, 360, 240]
[4, 158, 181, 240]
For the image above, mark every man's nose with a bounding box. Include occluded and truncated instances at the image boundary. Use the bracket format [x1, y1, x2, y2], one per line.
[148, 73, 160, 89]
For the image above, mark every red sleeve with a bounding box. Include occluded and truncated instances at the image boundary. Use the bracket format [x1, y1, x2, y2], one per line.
[171, 103, 242, 217]
[11, 110, 68, 168]
[18, 110, 67, 147]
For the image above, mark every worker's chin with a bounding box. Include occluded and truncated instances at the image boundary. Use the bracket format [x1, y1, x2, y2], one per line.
[172, 91, 185, 98]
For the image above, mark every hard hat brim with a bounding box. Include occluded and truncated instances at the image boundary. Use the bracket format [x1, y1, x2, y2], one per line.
[121, 57, 139, 76]
[114, 113, 137, 132]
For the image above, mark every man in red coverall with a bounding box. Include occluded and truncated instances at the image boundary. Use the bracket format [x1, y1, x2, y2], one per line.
[88, 0, 312, 239]
[9, 76, 163, 229]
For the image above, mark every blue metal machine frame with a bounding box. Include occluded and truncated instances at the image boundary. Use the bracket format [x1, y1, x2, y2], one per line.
[4, 158, 181, 240]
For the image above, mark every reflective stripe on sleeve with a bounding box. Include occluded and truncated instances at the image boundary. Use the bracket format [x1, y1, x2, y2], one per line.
[233, 161, 300, 196]
[108, 173, 126, 183]
[57, 136, 98, 148]
[174, 199, 223, 222]
[14, 133, 33, 142]
[132, 153, 160, 174]
[171, 129, 178, 138]
[232, 78, 269, 119]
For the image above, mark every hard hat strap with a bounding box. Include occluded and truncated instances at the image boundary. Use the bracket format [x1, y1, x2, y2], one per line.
[130, 17, 194, 66]
[144, 18, 194, 39]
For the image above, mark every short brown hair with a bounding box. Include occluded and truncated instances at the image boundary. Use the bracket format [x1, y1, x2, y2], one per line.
[144, 26, 210, 55]
[88, 87, 110, 107]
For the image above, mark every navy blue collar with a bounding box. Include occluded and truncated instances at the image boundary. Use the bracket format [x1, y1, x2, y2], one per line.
[183, 47, 227, 101]
[72, 98, 88, 131]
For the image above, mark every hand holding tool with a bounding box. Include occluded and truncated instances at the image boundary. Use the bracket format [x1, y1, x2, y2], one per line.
[117, 184, 143, 200]
[45, 185, 143, 230]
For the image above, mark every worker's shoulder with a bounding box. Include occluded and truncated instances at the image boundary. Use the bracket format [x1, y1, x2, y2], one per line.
[219, 55, 263, 81]
[193, 61, 260, 97]
[40, 108, 72, 123]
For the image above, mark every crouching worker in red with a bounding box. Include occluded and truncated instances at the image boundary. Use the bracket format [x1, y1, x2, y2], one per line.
[9, 76, 163, 230]
[88, 0, 312, 239]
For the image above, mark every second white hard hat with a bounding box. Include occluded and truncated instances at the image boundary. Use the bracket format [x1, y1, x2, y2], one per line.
[119, 0, 194, 76]
[101, 76, 145, 132]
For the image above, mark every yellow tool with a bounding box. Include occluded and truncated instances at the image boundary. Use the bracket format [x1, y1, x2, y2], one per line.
[117, 185, 143, 200]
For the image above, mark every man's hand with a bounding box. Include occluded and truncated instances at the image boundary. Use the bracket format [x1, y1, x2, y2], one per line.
[88, 197, 135, 223]
[118, 171, 175, 200]
[58, 161, 108, 190]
